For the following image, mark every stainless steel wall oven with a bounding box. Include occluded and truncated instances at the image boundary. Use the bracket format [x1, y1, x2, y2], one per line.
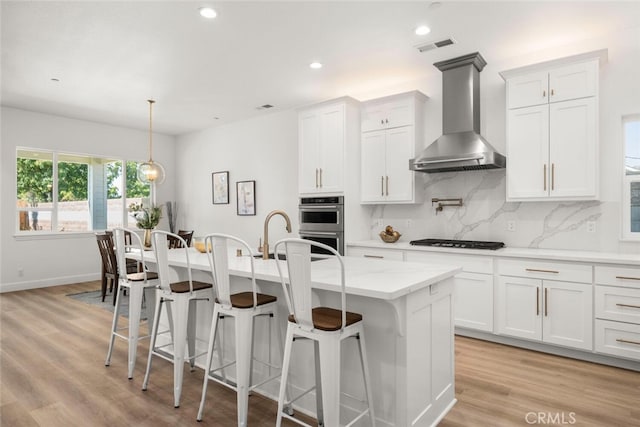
[298, 196, 344, 255]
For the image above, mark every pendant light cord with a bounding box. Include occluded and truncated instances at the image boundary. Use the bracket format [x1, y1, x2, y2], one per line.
[148, 99, 155, 162]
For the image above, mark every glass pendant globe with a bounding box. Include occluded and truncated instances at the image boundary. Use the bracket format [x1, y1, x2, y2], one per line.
[137, 161, 165, 185]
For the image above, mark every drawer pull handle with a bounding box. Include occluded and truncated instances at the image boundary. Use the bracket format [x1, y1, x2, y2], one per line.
[616, 338, 640, 346]
[536, 287, 540, 316]
[526, 268, 559, 274]
[615, 276, 640, 281]
[616, 303, 640, 309]
[545, 288, 548, 317]
[364, 254, 384, 259]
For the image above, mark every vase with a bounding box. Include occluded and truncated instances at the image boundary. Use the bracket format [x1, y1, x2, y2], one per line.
[143, 229, 152, 248]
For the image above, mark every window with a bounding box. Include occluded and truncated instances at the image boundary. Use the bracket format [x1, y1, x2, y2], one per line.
[622, 115, 640, 240]
[16, 148, 151, 234]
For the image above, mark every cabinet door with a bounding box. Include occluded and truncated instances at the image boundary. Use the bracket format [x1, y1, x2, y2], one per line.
[454, 272, 494, 332]
[385, 100, 413, 129]
[549, 97, 597, 199]
[317, 105, 344, 193]
[506, 105, 550, 200]
[384, 126, 414, 202]
[361, 130, 386, 202]
[549, 60, 597, 103]
[299, 111, 321, 193]
[542, 280, 593, 350]
[497, 276, 542, 341]
[507, 71, 548, 109]
[361, 104, 388, 132]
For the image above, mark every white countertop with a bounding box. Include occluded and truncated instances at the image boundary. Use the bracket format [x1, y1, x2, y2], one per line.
[348, 240, 640, 266]
[135, 248, 461, 301]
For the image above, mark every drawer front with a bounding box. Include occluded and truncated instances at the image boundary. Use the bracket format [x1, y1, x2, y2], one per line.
[595, 319, 640, 362]
[595, 285, 640, 324]
[347, 246, 404, 261]
[595, 265, 640, 289]
[405, 251, 493, 274]
[497, 258, 592, 283]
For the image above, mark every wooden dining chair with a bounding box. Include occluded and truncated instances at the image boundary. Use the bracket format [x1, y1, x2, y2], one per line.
[95, 233, 118, 303]
[167, 230, 194, 248]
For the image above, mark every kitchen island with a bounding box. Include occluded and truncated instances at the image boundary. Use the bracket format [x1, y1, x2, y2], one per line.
[134, 248, 461, 427]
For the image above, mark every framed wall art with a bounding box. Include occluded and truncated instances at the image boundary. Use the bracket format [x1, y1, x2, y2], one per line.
[236, 180, 256, 216]
[212, 171, 229, 204]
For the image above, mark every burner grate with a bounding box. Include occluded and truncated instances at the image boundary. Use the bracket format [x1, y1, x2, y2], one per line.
[409, 238, 504, 250]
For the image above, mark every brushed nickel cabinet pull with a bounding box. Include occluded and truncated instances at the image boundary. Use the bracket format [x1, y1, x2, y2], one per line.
[385, 176, 389, 196]
[385, 118, 388, 124]
[381, 119, 384, 125]
[543, 90, 546, 97]
[551, 163, 555, 191]
[381, 176, 384, 196]
[364, 254, 384, 259]
[526, 268, 560, 274]
[616, 338, 640, 346]
[616, 276, 640, 281]
[616, 303, 640, 309]
[536, 287, 540, 316]
[544, 164, 547, 191]
[319, 168, 323, 188]
[544, 288, 548, 317]
[315, 168, 319, 188]
[551, 89, 555, 96]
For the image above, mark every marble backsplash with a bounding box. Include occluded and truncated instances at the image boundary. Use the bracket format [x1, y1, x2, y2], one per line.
[365, 170, 640, 254]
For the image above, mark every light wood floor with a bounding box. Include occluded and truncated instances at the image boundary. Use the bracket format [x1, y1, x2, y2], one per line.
[1, 281, 639, 427]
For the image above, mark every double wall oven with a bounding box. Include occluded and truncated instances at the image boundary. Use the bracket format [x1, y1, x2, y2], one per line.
[299, 196, 344, 255]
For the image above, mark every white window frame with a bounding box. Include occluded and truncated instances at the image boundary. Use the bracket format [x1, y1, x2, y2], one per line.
[621, 114, 640, 241]
[15, 147, 152, 238]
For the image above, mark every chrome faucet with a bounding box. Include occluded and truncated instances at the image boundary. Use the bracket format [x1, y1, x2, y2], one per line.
[263, 210, 292, 259]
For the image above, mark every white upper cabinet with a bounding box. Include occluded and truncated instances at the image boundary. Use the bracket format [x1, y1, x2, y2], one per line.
[360, 91, 426, 204]
[501, 49, 606, 202]
[298, 98, 359, 195]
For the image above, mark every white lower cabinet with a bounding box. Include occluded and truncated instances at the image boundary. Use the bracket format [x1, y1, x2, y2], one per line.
[594, 264, 640, 361]
[347, 246, 404, 261]
[497, 272, 593, 351]
[405, 251, 494, 333]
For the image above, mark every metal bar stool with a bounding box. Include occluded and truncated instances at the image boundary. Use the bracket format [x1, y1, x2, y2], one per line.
[274, 238, 375, 427]
[105, 227, 159, 379]
[197, 233, 286, 426]
[142, 231, 214, 408]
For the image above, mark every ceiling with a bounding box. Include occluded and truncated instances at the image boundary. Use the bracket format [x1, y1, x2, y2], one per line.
[2, 1, 639, 136]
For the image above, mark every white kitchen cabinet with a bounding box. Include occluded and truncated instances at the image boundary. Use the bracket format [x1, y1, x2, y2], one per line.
[360, 91, 426, 204]
[594, 264, 640, 361]
[501, 50, 606, 202]
[406, 251, 494, 332]
[298, 97, 359, 195]
[496, 259, 593, 350]
[347, 245, 404, 261]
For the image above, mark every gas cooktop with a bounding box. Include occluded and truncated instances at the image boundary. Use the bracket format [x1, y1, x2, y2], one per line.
[409, 238, 505, 250]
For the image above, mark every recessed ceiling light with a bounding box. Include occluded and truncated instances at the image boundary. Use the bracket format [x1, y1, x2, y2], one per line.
[415, 25, 431, 36]
[199, 7, 217, 19]
[309, 62, 323, 69]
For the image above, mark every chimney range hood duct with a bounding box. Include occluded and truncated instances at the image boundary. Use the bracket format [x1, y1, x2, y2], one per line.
[410, 52, 506, 173]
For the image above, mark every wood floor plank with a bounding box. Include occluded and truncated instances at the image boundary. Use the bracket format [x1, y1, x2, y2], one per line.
[1, 282, 639, 426]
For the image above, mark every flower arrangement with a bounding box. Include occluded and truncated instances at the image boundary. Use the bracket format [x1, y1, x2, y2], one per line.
[128, 202, 162, 229]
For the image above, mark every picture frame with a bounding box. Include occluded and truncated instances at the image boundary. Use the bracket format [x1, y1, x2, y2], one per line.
[236, 180, 256, 216]
[212, 171, 229, 204]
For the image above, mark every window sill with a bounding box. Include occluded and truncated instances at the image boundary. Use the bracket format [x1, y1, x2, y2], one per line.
[14, 231, 101, 241]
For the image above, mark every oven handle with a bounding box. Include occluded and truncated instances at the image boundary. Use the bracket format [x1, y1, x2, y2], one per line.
[299, 231, 341, 236]
[299, 205, 339, 210]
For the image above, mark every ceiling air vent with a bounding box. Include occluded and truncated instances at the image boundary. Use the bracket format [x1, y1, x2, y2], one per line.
[416, 37, 457, 53]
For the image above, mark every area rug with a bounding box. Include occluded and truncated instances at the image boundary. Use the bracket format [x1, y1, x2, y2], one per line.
[66, 289, 146, 319]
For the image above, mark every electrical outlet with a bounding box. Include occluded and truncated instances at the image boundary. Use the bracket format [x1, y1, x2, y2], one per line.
[406, 219, 413, 229]
[18, 268, 24, 277]
[507, 221, 516, 232]
[376, 219, 384, 227]
[587, 221, 596, 233]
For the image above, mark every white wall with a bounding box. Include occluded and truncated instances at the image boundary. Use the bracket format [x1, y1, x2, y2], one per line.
[0, 107, 176, 291]
[174, 27, 640, 256]
[175, 110, 298, 249]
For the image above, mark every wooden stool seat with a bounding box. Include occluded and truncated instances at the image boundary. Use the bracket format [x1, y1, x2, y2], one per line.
[219, 291, 278, 309]
[169, 280, 213, 293]
[288, 307, 363, 331]
[126, 271, 158, 282]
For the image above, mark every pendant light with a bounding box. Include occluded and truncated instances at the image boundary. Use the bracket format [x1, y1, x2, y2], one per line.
[137, 99, 165, 185]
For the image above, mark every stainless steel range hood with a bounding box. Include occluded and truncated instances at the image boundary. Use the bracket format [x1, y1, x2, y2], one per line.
[410, 52, 506, 173]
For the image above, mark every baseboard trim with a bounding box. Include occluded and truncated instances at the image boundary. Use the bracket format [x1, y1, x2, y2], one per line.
[0, 273, 100, 293]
